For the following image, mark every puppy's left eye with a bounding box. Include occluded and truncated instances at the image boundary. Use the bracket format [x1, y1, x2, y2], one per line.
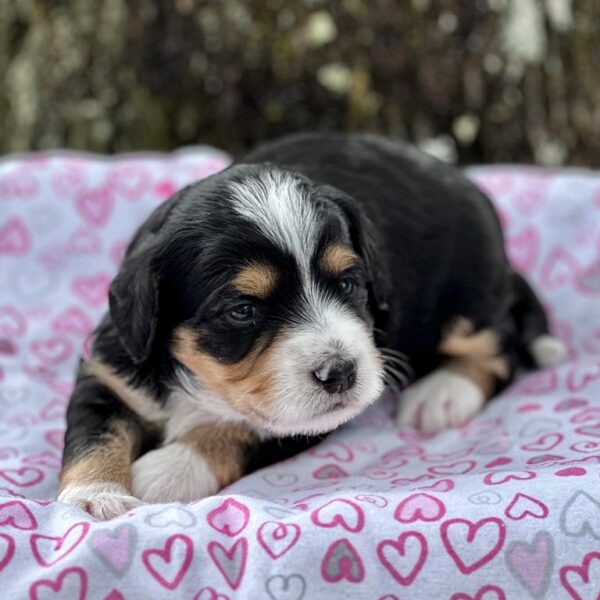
[338, 277, 356, 295]
[229, 303, 257, 323]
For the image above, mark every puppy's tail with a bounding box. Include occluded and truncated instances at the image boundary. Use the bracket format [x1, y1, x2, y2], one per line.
[510, 272, 568, 369]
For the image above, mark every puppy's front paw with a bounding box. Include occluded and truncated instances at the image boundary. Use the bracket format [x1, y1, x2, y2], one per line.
[131, 443, 219, 503]
[58, 483, 141, 520]
[396, 369, 484, 434]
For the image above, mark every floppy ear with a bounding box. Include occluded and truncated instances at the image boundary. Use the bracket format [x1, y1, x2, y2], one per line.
[334, 193, 391, 331]
[108, 250, 159, 364]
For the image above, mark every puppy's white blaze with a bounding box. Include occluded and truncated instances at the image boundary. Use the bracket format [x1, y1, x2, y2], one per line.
[131, 443, 219, 503]
[229, 170, 317, 275]
[58, 482, 141, 519]
[269, 303, 384, 435]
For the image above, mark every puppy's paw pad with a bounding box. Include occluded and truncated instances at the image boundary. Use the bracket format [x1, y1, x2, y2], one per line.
[58, 484, 141, 520]
[132, 443, 219, 503]
[397, 369, 484, 434]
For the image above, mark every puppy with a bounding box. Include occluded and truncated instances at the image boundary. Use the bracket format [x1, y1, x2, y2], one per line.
[58, 133, 566, 518]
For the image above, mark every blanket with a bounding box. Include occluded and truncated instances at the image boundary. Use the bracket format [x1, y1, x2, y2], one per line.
[0, 148, 599, 600]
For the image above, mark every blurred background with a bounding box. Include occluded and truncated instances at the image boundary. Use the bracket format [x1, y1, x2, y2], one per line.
[1, 0, 598, 166]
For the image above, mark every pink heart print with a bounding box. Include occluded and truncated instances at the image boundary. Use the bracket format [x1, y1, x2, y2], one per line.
[76, 186, 114, 226]
[440, 518, 506, 575]
[505, 493, 549, 521]
[450, 585, 507, 600]
[394, 493, 446, 523]
[506, 226, 539, 273]
[311, 499, 365, 532]
[0, 305, 27, 337]
[0, 467, 44, 487]
[257, 521, 301, 559]
[207, 537, 248, 590]
[29, 567, 88, 600]
[206, 498, 250, 537]
[142, 534, 193, 591]
[559, 551, 600, 599]
[321, 538, 365, 583]
[0, 217, 31, 256]
[0, 534, 15, 572]
[30, 522, 89, 567]
[377, 531, 428, 586]
[0, 500, 38, 530]
[71, 274, 111, 308]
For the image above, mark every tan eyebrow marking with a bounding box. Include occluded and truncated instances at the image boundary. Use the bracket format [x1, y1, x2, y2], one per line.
[232, 263, 278, 299]
[320, 245, 358, 276]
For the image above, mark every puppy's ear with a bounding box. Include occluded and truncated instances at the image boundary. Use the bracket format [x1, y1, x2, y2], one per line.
[334, 194, 391, 329]
[108, 250, 159, 364]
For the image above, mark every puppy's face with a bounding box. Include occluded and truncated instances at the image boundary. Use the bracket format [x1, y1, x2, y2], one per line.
[113, 166, 385, 435]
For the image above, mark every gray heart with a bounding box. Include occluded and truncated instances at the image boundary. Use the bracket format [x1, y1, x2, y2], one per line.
[263, 473, 298, 487]
[10, 265, 57, 301]
[266, 574, 306, 600]
[0, 386, 29, 404]
[210, 541, 244, 586]
[90, 523, 137, 576]
[324, 540, 361, 581]
[263, 505, 297, 519]
[559, 490, 600, 540]
[519, 419, 561, 439]
[145, 506, 196, 528]
[505, 531, 554, 600]
[467, 490, 502, 505]
[577, 424, 600, 438]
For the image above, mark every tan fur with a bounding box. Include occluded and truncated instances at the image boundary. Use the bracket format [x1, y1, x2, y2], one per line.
[320, 245, 357, 276]
[438, 317, 499, 359]
[233, 263, 278, 298]
[172, 327, 284, 419]
[180, 423, 259, 487]
[446, 355, 510, 398]
[87, 360, 167, 425]
[59, 422, 135, 492]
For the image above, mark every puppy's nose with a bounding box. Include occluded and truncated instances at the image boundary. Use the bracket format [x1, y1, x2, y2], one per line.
[313, 359, 356, 394]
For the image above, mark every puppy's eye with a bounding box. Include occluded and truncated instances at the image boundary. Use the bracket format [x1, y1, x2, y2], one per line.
[338, 277, 356, 295]
[229, 303, 257, 323]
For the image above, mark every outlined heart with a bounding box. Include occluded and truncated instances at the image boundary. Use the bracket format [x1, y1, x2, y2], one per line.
[257, 521, 300, 559]
[208, 537, 248, 590]
[567, 360, 600, 393]
[29, 567, 88, 600]
[0, 467, 44, 487]
[0, 305, 27, 337]
[506, 226, 539, 273]
[311, 499, 364, 532]
[30, 522, 89, 566]
[414, 479, 455, 493]
[30, 337, 73, 365]
[559, 551, 600, 600]
[71, 273, 111, 308]
[505, 493, 548, 521]
[0, 500, 37, 530]
[377, 531, 427, 586]
[90, 523, 137, 576]
[0, 534, 15, 572]
[428, 460, 476, 475]
[76, 186, 114, 226]
[440, 517, 506, 574]
[142, 534, 193, 591]
[207, 498, 250, 537]
[0, 217, 31, 256]
[394, 493, 446, 523]
[559, 491, 600, 539]
[265, 574, 305, 600]
[310, 441, 354, 463]
[506, 531, 554, 599]
[321, 538, 365, 583]
[193, 587, 231, 600]
[52, 307, 93, 337]
[521, 433, 563, 452]
[483, 471, 536, 485]
[312, 464, 348, 480]
[450, 585, 506, 600]
[145, 506, 196, 528]
[540, 247, 578, 289]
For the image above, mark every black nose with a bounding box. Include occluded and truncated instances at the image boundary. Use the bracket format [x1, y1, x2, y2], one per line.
[313, 359, 357, 394]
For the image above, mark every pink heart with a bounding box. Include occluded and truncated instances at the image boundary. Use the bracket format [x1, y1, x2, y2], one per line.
[555, 467, 586, 477]
[193, 587, 231, 600]
[521, 433, 563, 452]
[45, 429, 64, 451]
[505, 493, 548, 520]
[414, 479, 455, 493]
[540, 247, 579, 289]
[39, 399, 66, 422]
[428, 460, 476, 476]
[312, 464, 348, 480]
[555, 398, 588, 412]
[450, 585, 506, 600]
[575, 423, 600, 438]
[207, 499, 250, 537]
[516, 370, 558, 394]
[257, 521, 300, 559]
[311, 499, 364, 533]
[354, 494, 388, 508]
[483, 471, 536, 485]
[29, 567, 88, 600]
[0, 534, 15, 572]
[30, 337, 73, 366]
[0, 167, 39, 200]
[0, 500, 38, 530]
[570, 440, 600, 453]
[321, 538, 365, 583]
[207, 537, 247, 590]
[31, 522, 89, 567]
[90, 524, 136, 576]
[67, 227, 102, 255]
[527, 454, 565, 465]
[104, 591, 125, 600]
[506, 532, 553, 598]
[377, 531, 427, 586]
[440, 518, 506, 574]
[570, 407, 600, 424]
[484, 457, 512, 469]
[394, 493, 446, 523]
[0, 467, 44, 487]
[0, 217, 31, 256]
[310, 441, 354, 463]
[52, 307, 93, 336]
[0, 306, 27, 337]
[76, 187, 114, 226]
[560, 551, 600, 599]
[506, 226, 539, 273]
[23, 451, 62, 470]
[142, 534, 193, 591]
[107, 164, 151, 201]
[71, 273, 111, 308]
[568, 361, 600, 393]
[578, 260, 600, 295]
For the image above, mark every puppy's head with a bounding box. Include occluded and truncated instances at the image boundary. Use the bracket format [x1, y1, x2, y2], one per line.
[109, 165, 387, 435]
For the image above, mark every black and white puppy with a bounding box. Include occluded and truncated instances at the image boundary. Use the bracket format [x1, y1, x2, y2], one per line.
[58, 133, 566, 518]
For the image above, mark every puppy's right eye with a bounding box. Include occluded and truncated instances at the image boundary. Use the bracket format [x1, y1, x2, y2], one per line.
[229, 303, 257, 323]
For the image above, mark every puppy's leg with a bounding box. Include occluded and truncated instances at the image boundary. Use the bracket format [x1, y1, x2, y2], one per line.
[397, 320, 510, 433]
[59, 372, 152, 519]
[131, 424, 258, 503]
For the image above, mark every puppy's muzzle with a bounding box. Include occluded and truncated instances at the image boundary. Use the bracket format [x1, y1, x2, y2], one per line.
[313, 358, 357, 394]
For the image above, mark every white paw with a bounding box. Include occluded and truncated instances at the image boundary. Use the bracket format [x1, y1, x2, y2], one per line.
[397, 369, 485, 433]
[131, 442, 219, 503]
[530, 335, 568, 369]
[58, 483, 141, 520]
